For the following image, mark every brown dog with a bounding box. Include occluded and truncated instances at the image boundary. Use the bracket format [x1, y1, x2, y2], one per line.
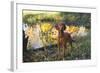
[55, 22, 73, 60]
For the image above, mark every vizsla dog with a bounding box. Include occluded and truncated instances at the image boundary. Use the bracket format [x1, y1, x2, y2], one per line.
[55, 22, 74, 60]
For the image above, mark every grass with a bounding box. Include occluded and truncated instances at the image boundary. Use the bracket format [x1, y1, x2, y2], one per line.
[23, 30, 91, 62]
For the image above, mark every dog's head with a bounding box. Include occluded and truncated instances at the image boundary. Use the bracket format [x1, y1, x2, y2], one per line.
[55, 22, 66, 31]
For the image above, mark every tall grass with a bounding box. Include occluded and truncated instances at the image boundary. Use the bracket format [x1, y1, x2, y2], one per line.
[65, 30, 91, 60]
[23, 30, 91, 62]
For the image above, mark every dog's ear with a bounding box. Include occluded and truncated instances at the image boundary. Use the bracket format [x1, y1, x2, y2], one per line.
[55, 24, 59, 30]
[62, 23, 66, 30]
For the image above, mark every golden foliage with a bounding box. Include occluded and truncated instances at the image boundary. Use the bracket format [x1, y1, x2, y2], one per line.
[40, 23, 53, 32]
[66, 25, 79, 33]
[25, 26, 34, 40]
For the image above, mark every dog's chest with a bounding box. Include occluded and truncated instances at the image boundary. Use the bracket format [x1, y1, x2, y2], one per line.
[58, 36, 65, 42]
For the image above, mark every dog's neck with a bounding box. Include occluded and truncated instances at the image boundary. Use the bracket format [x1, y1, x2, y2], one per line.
[58, 30, 64, 37]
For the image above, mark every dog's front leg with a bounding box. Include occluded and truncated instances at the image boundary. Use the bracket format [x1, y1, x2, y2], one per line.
[62, 42, 66, 60]
[57, 38, 60, 60]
